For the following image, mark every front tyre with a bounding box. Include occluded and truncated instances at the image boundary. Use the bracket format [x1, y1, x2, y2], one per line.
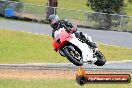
[94, 51, 106, 66]
[62, 45, 83, 66]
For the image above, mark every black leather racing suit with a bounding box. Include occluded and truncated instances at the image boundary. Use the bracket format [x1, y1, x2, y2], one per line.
[51, 20, 97, 48]
[51, 20, 75, 38]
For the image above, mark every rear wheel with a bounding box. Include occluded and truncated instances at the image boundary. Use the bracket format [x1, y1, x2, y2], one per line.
[62, 45, 83, 66]
[94, 51, 106, 66]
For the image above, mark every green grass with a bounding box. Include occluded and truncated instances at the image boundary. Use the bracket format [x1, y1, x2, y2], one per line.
[0, 29, 132, 64]
[125, 1, 132, 16]
[98, 44, 132, 61]
[0, 29, 67, 63]
[21, 0, 91, 11]
[21, 0, 89, 20]
[20, 0, 48, 6]
[21, 0, 132, 16]
[19, 0, 132, 31]
[0, 78, 131, 88]
[0, 17, 5, 20]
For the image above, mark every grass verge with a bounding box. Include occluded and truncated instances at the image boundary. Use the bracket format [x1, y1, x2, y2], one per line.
[0, 78, 131, 88]
[0, 29, 67, 63]
[0, 29, 132, 63]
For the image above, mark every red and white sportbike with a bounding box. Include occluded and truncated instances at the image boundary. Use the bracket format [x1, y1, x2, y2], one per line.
[53, 28, 106, 66]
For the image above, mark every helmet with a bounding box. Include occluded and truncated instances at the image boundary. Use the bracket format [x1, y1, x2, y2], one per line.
[48, 14, 60, 29]
[48, 14, 60, 23]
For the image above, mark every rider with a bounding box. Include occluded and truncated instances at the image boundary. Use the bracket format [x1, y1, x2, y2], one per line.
[48, 14, 97, 50]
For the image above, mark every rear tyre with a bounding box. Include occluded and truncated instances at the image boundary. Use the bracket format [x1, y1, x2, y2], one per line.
[62, 45, 83, 66]
[94, 51, 106, 66]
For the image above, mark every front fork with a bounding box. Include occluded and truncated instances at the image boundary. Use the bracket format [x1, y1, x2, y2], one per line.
[59, 50, 65, 57]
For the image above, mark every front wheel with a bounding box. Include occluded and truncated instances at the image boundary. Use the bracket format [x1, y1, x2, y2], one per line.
[62, 45, 83, 66]
[94, 51, 106, 66]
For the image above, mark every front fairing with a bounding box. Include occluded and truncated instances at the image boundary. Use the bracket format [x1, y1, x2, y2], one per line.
[53, 28, 73, 50]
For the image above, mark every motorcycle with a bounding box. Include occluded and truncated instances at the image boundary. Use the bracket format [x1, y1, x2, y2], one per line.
[53, 28, 106, 66]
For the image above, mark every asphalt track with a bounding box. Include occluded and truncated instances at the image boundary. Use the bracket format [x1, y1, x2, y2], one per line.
[0, 20, 132, 48]
[0, 62, 132, 70]
[0, 19, 132, 70]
